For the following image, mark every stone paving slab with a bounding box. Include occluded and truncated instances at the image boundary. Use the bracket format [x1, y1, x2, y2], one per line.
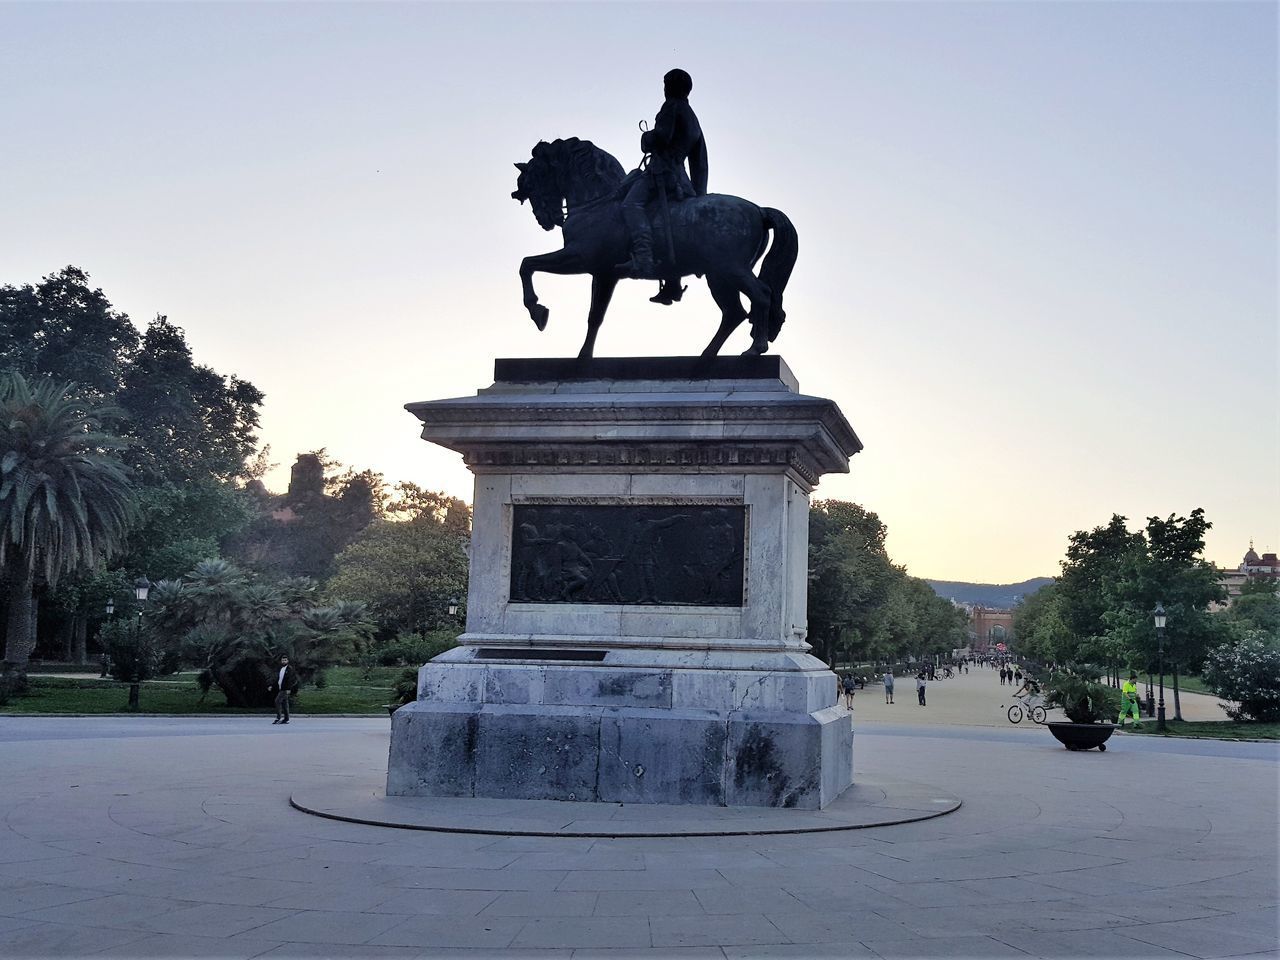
[289, 778, 961, 837]
[0, 716, 1274, 959]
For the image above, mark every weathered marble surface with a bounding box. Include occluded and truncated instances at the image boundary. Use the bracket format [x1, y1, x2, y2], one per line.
[387, 360, 862, 809]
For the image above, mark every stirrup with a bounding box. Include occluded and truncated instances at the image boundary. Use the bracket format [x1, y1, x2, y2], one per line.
[649, 281, 686, 306]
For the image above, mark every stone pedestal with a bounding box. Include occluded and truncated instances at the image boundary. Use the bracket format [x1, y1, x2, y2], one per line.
[387, 356, 863, 809]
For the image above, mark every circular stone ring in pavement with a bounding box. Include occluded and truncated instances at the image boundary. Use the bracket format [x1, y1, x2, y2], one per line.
[290, 777, 961, 838]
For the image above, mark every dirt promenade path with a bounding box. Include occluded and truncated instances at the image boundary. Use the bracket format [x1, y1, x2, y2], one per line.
[848, 663, 1231, 727]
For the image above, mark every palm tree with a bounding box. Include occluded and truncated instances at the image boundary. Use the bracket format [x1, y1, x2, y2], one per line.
[1, 373, 134, 668]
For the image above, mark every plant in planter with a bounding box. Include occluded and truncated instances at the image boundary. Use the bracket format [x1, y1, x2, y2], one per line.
[1043, 669, 1122, 750]
[393, 667, 419, 705]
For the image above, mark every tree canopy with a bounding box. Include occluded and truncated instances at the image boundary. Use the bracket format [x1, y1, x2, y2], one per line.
[325, 488, 471, 636]
[1018, 509, 1229, 680]
[807, 500, 965, 667]
[1, 267, 264, 664]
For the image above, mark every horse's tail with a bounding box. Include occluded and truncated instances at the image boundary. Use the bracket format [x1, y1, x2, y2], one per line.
[759, 207, 797, 342]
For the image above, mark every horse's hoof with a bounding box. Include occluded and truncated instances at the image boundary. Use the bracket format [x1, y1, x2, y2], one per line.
[530, 304, 549, 331]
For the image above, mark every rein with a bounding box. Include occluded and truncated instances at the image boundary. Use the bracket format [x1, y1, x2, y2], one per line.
[564, 190, 617, 217]
[561, 155, 649, 219]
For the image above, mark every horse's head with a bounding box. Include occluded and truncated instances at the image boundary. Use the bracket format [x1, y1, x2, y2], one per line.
[511, 142, 564, 231]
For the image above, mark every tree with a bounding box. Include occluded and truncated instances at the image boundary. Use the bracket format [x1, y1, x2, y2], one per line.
[124, 479, 256, 581]
[36, 567, 131, 664]
[326, 509, 469, 637]
[1055, 515, 1145, 669]
[1223, 581, 1280, 637]
[235, 454, 390, 581]
[0, 269, 263, 481]
[805, 500, 963, 668]
[2, 269, 266, 662]
[1102, 510, 1227, 711]
[117, 316, 264, 484]
[1, 373, 134, 668]
[0, 267, 138, 406]
[1049, 509, 1227, 709]
[1012, 582, 1073, 665]
[387, 482, 471, 534]
[807, 501, 898, 666]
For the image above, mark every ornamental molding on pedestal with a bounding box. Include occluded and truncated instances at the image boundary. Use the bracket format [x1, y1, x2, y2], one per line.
[460, 443, 823, 486]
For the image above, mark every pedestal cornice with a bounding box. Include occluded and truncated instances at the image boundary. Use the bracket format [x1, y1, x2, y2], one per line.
[406, 360, 862, 489]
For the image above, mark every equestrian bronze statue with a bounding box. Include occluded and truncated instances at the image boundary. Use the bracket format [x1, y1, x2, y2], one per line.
[511, 74, 797, 358]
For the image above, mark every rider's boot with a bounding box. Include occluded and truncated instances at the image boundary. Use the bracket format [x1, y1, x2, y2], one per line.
[649, 278, 687, 306]
[616, 205, 656, 278]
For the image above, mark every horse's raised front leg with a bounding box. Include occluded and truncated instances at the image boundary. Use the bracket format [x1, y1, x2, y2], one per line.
[519, 248, 587, 331]
[579, 274, 619, 359]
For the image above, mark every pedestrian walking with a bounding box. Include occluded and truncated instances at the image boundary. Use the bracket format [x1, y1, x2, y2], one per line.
[269, 655, 300, 725]
[1117, 671, 1143, 729]
[883, 670, 895, 704]
[842, 673, 856, 709]
[916, 672, 927, 706]
[1014, 667, 1023, 684]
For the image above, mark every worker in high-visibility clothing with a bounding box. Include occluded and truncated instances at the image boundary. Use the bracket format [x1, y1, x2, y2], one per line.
[1118, 671, 1143, 728]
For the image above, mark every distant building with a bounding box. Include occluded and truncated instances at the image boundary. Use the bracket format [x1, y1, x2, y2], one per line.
[967, 605, 1015, 654]
[1218, 542, 1280, 602]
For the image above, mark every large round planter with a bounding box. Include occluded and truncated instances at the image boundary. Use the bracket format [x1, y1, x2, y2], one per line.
[1046, 721, 1116, 751]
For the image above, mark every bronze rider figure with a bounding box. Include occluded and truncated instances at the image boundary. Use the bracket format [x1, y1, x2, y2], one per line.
[617, 68, 709, 305]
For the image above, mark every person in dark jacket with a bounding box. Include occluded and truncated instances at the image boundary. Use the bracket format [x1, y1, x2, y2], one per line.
[269, 655, 300, 724]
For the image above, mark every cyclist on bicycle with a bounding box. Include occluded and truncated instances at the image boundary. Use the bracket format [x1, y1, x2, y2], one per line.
[1013, 676, 1041, 702]
[1007, 674, 1047, 724]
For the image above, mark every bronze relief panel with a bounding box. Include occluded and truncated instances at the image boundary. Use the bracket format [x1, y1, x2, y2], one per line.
[509, 504, 745, 606]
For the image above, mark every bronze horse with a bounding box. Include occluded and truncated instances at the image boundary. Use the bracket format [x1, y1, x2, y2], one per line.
[512, 138, 797, 358]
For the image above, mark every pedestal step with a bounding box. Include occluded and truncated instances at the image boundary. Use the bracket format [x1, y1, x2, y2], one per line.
[388, 700, 852, 809]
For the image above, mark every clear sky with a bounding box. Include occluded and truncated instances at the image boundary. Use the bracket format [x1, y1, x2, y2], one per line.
[2, 1, 1276, 583]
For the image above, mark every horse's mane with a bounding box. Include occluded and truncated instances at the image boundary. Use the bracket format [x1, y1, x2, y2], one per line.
[535, 137, 626, 195]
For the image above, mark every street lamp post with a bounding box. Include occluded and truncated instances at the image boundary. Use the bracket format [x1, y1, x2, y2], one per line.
[101, 598, 115, 677]
[1153, 602, 1167, 733]
[128, 577, 150, 711]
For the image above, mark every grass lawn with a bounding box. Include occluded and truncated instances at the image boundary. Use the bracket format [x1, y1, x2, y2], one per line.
[1124, 719, 1280, 741]
[2, 665, 403, 715]
[1167, 674, 1212, 696]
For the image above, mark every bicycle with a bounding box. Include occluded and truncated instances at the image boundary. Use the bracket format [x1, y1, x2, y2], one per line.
[1007, 694, 1047, 725]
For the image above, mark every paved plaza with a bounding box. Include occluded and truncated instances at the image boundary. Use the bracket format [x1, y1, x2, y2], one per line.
[0, 679, 1275, 960]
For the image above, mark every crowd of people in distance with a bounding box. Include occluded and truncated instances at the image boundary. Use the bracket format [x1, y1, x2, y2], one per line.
[837, 656, 988, 709]
[834, 655, 1053, 711]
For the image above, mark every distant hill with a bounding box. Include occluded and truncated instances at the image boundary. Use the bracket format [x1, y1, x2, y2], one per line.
[925, 577, 1054, 609]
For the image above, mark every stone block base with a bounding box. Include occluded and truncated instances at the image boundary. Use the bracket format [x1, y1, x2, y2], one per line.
[388, 699, 852, 809]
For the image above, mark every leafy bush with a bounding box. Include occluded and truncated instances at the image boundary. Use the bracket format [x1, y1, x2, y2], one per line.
[371, 630, 459, 667]
[100, 618, 164, 683]
[1045, 669, 1120, 724]
[393, 667, 419, 706]
[151, 559, 375, 708]
[1202, 633, 1280, 722]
